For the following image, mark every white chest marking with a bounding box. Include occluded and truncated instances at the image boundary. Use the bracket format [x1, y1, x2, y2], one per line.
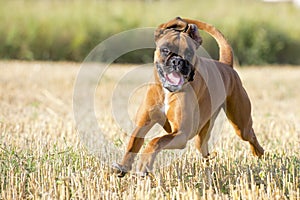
[161, 88, 170, 115]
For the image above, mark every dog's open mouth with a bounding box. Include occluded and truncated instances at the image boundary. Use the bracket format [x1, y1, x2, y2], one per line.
[165, 71, 184, 86]
[161, 71, 185, 92]
[156, 62, 188, 92]
[156, 58, 192, 92]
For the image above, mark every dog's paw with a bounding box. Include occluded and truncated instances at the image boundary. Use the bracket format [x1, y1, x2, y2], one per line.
[111, 163, 128, 178]
[250, 145, 264, 158]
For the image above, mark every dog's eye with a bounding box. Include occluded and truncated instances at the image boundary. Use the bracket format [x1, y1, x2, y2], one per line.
[161, 48, 170, 55]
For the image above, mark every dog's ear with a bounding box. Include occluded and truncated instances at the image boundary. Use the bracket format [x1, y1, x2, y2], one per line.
[185, 24, 202, 49]
[154, 17, 188, 42]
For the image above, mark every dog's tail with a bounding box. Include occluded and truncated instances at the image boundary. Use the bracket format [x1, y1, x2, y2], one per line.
[182, 18, 233, 67]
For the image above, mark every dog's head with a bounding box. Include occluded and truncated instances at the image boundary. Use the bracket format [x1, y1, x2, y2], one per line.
[154, 17, 202, 92]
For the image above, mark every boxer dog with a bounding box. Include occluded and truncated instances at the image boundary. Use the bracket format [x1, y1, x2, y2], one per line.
[113, 17, 264, 177]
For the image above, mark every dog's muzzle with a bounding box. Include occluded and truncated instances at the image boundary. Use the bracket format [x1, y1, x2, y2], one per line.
[156, 55, 193, 92]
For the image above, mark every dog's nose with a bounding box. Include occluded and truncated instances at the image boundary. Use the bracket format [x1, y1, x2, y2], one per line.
[171, 58, 183, 66]
[170, 56, 184, 67]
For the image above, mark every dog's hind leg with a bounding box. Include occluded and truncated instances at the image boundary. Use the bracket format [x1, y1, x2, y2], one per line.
[225, 86, 264, 157]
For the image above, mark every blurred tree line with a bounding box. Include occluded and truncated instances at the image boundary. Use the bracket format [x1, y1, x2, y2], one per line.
[0, 0, 299, 65]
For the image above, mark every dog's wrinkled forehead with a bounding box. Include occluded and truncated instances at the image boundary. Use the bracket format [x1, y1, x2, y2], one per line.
[154, 17, 202, 50]
[156, 31, 195, 57]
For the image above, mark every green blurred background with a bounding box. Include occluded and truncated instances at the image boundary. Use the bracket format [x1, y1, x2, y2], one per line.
[1, 0, 300, 65]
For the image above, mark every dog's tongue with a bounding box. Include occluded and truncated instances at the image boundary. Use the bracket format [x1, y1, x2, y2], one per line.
[166, 72, 182, 85]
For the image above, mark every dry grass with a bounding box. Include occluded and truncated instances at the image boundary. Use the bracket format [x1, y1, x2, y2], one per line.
[0, 61, 299, 199]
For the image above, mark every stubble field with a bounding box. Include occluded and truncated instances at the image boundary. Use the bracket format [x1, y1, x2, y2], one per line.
[0, 61, 299, 199]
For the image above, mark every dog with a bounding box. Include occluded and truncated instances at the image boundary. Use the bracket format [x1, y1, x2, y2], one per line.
[112, 17, 264, 177]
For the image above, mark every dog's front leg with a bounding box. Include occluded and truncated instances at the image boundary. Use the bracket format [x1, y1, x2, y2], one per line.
[118, 123, 154, 171]
[137, 130, 188, 174]
[137, 91, 198, 174]
[113, 84, 164, 177]
[113, 115, 156, 177]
